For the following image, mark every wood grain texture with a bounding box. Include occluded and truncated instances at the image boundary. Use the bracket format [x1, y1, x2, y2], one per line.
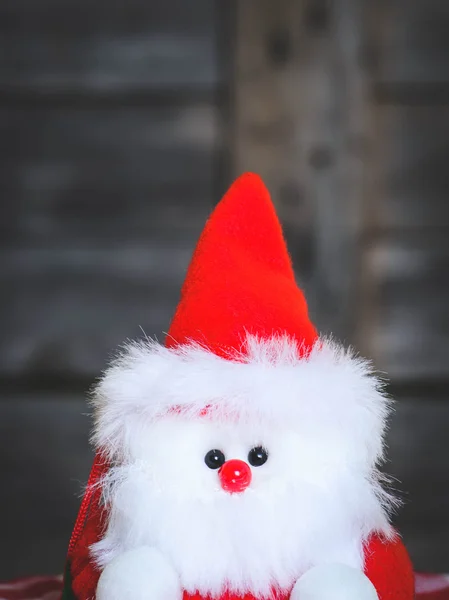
[0, 396, 92, 579]
[361, 233, 449, 381]
[356, 7, 449, 382]
[0, 243, 197, 382]
[0, 0, 219, 94]
[368, 108, 449, 230]
[0, 0, 225, 580]
[233, 0, 373, 341]
[0, 102, 217, 382]
[0, 104, 217, 246]
[378, 0, 449, 87]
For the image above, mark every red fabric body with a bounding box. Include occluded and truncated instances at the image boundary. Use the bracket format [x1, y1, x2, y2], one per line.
[184, 588, 289, 600]
[363, 534, 415, 600]
[166, 173, 318, 356]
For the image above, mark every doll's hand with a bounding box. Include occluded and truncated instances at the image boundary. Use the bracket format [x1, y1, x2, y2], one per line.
[96, 547, 182, 600]
[291, 563, 378, 600]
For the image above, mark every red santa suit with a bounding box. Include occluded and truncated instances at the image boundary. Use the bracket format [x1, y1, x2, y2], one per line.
[62, 173, 414, 600]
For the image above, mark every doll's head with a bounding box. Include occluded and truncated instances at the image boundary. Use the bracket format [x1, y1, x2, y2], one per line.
[90, 334, 393, 597]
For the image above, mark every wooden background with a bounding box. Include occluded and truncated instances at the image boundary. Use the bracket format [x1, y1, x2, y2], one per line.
[232, 0, 449, 573]
[0, 0, 448, 579]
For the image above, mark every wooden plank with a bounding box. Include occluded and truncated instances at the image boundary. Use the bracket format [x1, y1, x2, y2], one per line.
[0, 104, 217, 246]
[0, 0, 218, 94]
[0, 242, 196, 382]
[368, 108, 449, 230]
[0, 395, 92, 579]
[386, 397, 449, 571]
[361, 234, 449, 382]
[0, 102, 218, 381]
[377, 0, 449, 87]
[233, 0, 374, 341]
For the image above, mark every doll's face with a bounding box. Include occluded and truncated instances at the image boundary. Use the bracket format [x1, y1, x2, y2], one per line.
[95, 414, 379, 597]
[92, 337, 390, 596]
[95, 416, 378, 594]
[119, 414, 351, 502]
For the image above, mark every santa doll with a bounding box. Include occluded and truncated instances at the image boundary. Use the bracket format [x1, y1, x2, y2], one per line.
[62, 173, 414, 600]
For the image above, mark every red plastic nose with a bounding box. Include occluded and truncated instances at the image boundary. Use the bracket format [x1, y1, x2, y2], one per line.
[218, 459, 252, 493]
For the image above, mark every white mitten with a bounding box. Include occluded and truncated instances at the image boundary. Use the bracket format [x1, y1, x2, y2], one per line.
[291, 563, 378, 600]
[96, 547, 182, 600]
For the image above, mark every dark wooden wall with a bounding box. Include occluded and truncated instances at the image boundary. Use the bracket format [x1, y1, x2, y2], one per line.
[0, 0, 227, 578]
[232, 0, 449, 573]
[1, 0, 448, 580]
[360, 0, 449, 571]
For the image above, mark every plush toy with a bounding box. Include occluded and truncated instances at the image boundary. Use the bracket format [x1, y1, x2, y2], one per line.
[62, 173, 415, 600]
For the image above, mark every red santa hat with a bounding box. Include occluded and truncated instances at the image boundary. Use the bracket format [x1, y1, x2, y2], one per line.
[165, 171, 318, 356]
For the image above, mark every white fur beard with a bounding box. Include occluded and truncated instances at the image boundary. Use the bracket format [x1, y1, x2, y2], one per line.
[91, 464, 390, 598]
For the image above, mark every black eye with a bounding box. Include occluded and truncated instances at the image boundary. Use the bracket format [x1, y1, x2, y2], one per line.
[204, 449, 226, 470]
[248, 446, 269, 467]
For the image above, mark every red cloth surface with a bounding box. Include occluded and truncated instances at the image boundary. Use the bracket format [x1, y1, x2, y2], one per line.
[1, 573, 448, 600]
[165, 172, 318, 357]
